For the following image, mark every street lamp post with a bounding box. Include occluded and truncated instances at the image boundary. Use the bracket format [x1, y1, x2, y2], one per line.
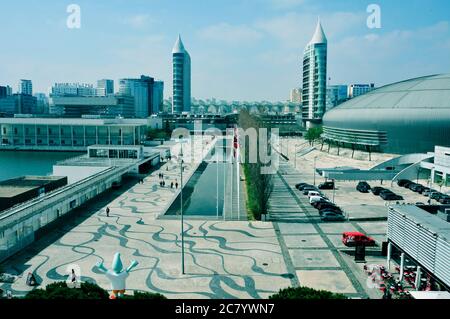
[179, 144, 185, 275]
[313, 156, 317, 186]
[332, 179, 336, 203]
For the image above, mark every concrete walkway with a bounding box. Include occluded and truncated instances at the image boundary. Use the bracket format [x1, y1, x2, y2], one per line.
[0, 138, 291, 299]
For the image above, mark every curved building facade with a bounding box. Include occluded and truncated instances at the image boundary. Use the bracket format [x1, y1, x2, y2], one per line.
[322, 74, 450, 154]
[172, 35, 191, 114]
[302, 20, 327, 125]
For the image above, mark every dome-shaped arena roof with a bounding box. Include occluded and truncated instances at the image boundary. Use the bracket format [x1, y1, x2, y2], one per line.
[322, 74, 450, 154]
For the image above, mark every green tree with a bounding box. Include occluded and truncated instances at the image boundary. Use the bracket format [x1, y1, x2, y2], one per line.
[238, 110, 274, 220]
[269, 286, 347, 300]
[304, 127, 323, 146]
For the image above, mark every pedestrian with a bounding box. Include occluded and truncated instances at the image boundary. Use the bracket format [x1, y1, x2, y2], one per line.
[71, 269, 77, 283]
[162, 180, 166, 187]
[171, 182, 174, 189]
[106, 207, 110, 217]
[175, 182, 179, 189]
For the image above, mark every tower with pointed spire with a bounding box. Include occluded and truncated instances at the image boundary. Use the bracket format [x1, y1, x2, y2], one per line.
[172, 35, 191, 114]
[302, 18, 327, 127]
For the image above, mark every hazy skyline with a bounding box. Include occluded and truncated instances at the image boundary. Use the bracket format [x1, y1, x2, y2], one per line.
[1, 0, 449, 101]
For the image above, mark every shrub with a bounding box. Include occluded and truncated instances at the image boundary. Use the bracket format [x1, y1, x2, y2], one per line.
[23, 282, 167, 300]
[269, 286, 347, 300]
[24, 282, 109, 300]
[122, 291, 167, 300]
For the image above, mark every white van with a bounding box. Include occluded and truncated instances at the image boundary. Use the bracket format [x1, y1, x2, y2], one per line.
[307, 191, 321, 198]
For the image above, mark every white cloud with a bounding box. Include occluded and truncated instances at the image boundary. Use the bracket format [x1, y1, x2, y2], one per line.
[122, 14, 155, 29]
[197, 23, 263, 45]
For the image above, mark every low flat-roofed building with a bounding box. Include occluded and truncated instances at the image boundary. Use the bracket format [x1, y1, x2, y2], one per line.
[388, 204, 450, 290]
[0, 176, 68, 212]
[0, 117, 147, 151]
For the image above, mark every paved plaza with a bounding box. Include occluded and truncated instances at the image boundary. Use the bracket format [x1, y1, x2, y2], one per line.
[0, 136, 411, 299]
[0, 138, 292, 299]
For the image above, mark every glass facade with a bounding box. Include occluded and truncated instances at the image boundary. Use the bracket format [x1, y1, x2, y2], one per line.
[302, 21, 327, 123]
[172, 36, 191, 114]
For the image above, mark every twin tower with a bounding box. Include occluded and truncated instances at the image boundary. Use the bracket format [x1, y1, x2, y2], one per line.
[172, 35, 191, 114]
[171, 20, 327, 119]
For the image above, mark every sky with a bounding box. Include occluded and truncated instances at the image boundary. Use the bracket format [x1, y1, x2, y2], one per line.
[0, 0, 449, 101]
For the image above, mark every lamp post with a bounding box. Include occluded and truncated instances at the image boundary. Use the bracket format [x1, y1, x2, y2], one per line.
[332, 179, 336, 203]
[313, 156, 317, 186]
[179, 143, 185, 275]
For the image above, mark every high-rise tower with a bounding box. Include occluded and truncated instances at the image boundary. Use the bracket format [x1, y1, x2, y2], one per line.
[172, 35, 191, 114]
[302, 19, 327, 127]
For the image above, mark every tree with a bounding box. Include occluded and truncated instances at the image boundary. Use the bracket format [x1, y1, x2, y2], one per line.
[304, 127, 323, 146]
[269, 286, 347, 300]
[238, 110, 274, 220]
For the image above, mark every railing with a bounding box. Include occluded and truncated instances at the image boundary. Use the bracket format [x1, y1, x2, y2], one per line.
[0, 165, 126, 230]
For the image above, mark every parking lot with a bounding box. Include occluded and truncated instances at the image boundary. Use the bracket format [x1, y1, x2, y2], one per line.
[270, 137, 449, 298]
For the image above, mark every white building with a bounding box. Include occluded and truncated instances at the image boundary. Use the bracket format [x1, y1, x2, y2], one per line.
[172, 35, 191, 114]
[51, 83, 96, 97]
[348, 83, 375, 99]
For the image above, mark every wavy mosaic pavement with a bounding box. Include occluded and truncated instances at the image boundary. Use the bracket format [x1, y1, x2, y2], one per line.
[0, 142, 292, 298]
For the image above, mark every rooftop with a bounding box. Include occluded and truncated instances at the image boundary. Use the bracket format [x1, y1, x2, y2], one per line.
[391, 204, 450, 241]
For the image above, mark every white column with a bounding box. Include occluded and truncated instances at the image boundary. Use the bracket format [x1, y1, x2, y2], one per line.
[415, 266, 422, 291]
[387, 242, 392, 270]
[399, 252, 405, 281]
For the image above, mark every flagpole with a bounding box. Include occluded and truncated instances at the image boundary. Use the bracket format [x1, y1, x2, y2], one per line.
[236, 128, 240, 221]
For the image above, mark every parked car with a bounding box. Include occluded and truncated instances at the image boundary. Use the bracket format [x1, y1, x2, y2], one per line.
[318, 181, 334, 190]
[319, 206, 343, 215]
[422, 189, 436, 196]
[380, 192, 404, 201]
[295, 183, 308, 190]
[307, 191, 322, 198]
[438, 196, 450, 204]
[397, 179, 412, 187]
[409, 183, 425, 193]
[342, 232, 376, 247]
[418, 187, 430, 195]
[312, 200, 333, 209]
[303, 186, 318, 195]
[321, 211, 346, 222]
[298, 184, 313, 191]
[371, 187, 386, 196]
[310, 196, 328, 204]
[430, 192, 445, 200]
[356, 181, 371, 193]
[315, 202, 339, 210]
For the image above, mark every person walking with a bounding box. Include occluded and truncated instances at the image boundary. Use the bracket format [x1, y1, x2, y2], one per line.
[171, 182, 174, 189]
[106, 207, 110, 217]
[175, 181, 179, 189]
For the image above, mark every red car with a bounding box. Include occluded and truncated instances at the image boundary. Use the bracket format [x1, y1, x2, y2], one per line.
[342, 232, 376, 247]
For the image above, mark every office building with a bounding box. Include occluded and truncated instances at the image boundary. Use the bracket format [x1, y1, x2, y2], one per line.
[49, 95, 135, 118]
[0, 86, 12, 98]
[34, 93, 49, 114]
[172, 35, 191, 114]
[302, 19, 327, 127]
[18, 80, 32, 96]
[0, 117, 146, 150]
[51, 83, 96, 97]
[119, 76, 155, 118]
[97, 79, 114, 97]
[326, 85, 348, 111]
[348, 83, 375, 99]
[322, 74, 450, 154]
[152, 81, 164, 114]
